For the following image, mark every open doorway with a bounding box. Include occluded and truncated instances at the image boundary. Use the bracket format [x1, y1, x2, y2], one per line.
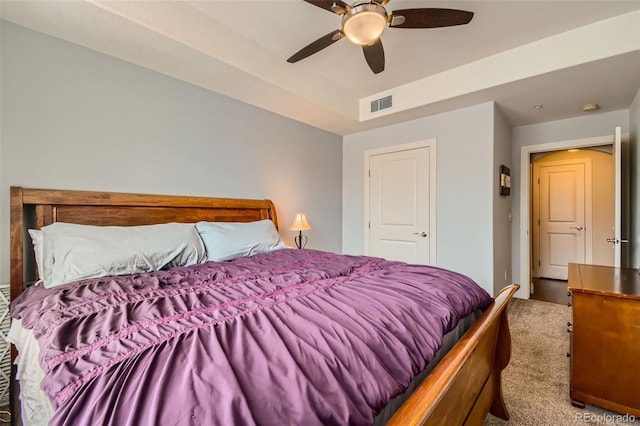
[517, 128, 627, 301]
[530, 147, 614, 304]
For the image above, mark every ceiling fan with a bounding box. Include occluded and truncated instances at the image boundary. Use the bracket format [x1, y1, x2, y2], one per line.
[287, 0, 474, 74]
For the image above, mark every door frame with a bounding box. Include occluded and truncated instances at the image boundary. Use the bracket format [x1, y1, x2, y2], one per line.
[364, 139, 437, 264]
[519, 134, 613, 299]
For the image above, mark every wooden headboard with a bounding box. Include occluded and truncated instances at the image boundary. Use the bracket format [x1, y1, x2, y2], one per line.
[9, 186, 278, 301]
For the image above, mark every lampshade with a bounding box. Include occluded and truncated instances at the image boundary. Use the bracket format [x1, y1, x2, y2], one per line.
[290, 213, 311, 231]
[342, 4, 388, 46]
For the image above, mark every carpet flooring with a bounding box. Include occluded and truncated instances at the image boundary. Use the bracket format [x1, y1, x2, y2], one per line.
[483, 298, 637, 425]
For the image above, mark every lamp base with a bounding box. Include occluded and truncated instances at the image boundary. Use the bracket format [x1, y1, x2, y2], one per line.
[294, 232, 308, 249]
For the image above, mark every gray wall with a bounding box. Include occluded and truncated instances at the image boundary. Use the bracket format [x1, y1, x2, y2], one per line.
[0, 21, 343, 285]
[343, 102, 496, 295]
[630, 88, 640, 268]
[493, 106, 513, 295]
[510, 110, 630, 285]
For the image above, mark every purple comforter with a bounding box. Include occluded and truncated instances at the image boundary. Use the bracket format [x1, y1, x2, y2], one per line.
[12, 249, 491, 426]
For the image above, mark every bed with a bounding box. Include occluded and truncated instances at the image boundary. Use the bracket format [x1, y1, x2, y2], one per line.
[8, 186, 518, 425]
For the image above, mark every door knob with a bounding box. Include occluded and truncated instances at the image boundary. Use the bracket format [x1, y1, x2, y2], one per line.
[571, 226, 583, 231]
[607, 238, 629, 244]
[413, 232, 428, 238]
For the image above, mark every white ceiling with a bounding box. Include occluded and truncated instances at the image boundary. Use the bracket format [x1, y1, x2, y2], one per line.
[2, 0, 640, 135]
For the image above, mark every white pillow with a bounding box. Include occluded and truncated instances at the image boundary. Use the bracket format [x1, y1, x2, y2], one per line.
[28, 229, 44, 280]
[41, 222, 206, 288]
[195, 220, 287, 262]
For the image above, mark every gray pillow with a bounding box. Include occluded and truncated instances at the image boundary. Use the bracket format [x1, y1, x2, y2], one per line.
[196, 220, 287, 262]
[41, 222, 206, 288]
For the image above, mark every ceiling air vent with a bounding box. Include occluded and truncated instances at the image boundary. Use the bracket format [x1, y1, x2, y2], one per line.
[370, 95, 393, 113]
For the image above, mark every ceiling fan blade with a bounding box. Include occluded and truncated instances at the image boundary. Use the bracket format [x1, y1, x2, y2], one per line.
[390, 8, 474, 29]
[362, 39, 385, 74]
[287, 30, 344, 63]
[303, 0, 350, 15]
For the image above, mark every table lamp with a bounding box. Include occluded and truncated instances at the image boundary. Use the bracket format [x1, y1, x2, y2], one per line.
[290, 213, 311, 249]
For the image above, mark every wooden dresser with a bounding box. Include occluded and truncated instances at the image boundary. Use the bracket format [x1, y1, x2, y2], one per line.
[568, 263, 640, 417]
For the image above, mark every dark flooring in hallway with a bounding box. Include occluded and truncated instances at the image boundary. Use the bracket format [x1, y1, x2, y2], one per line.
[531, 277, 571, 305]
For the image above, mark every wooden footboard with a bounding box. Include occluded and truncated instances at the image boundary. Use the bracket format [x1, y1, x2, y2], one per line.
[388, 284, 519, 426]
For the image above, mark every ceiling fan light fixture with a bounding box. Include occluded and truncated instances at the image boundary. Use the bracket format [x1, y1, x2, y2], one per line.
[291, 1, 475, 74]
[581, 103, 599, 112]
[342, 4, 387, 45]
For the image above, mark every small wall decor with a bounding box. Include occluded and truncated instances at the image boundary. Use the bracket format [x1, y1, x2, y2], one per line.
[499, 165, 511, 196]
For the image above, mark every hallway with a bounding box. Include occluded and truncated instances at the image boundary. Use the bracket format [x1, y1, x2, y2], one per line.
[531, 277, 571, 305]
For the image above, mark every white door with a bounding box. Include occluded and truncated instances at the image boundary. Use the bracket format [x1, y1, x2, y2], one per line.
[534, 159, 592, 280]
[369, 147, 431, 264]
[610, 126, 629, 267]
